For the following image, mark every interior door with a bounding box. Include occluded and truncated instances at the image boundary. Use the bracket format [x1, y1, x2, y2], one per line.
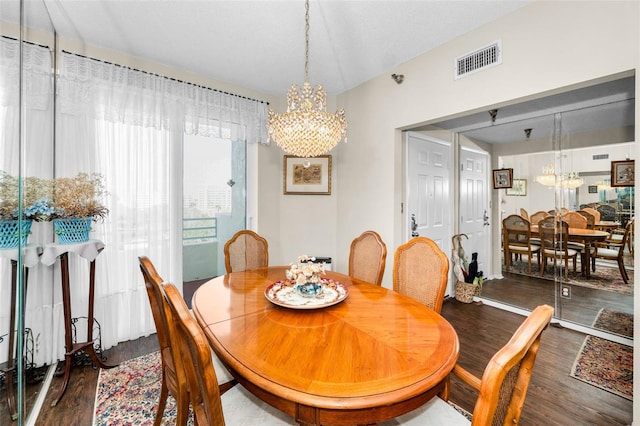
[459, 147, 490, 276]
[405, 132, 453, 288]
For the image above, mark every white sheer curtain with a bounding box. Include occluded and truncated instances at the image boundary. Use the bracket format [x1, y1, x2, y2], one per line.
[0, 48, 269, 364]
[0, 38, 54, 366]
[52, 51, 268, 355]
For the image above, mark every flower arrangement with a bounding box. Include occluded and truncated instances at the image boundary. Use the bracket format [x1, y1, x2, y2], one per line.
[51, 173, 109, 221]
[285, 255, 326, 284]
[0, 171, 108, 222]
[0, 171, 54, 221]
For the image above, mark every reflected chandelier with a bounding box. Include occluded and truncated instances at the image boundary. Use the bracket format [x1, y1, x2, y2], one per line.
[535, 165, 584, 188]
[266, 0, 347, 159]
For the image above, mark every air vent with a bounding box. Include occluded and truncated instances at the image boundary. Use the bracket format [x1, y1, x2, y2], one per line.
[593, 154, 609, 160]
[454, 40, 502, 79]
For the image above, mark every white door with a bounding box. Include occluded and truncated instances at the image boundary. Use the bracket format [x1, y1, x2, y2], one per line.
[405, 132, 453, 288]
[459, 147, 490, 277]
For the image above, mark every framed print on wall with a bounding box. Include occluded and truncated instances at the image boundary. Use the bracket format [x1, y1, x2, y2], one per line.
[492, 168, 513, 189]
[283, 155, 332, 195]
[611, 160, 635, 187]
[506, 179, 527, 196]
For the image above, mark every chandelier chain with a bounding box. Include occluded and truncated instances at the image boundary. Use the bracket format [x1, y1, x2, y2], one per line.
[304, 0, 310, 82]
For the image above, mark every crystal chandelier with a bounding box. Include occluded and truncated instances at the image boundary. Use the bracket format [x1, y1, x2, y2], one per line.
[561, 171, 584, 189]
[266, 0, 347, 159]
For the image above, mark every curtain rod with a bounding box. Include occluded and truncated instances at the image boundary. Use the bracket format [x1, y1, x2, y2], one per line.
[2, 35, 51, 50]
[61, 49, 269, 105]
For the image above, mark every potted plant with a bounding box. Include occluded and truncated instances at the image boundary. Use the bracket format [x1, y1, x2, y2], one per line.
[0, 171, 54, 248]
[50, 173, 109, 244]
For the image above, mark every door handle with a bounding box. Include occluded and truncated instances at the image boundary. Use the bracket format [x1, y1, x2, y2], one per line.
[411, 213, 419, 237]
[483, 210, 490, 226]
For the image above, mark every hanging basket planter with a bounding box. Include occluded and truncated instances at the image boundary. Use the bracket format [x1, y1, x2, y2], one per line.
[0, 220, 33, 249]
[53, 217, 92, 244]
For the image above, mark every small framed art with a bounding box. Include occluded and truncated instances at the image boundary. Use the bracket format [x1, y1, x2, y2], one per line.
[611, 160, 634, 187]
[492, 168, 513, 189]
[283, 155, 332, 195]
[506, 179, 527, 196]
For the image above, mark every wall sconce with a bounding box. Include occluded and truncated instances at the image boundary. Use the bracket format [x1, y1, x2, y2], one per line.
[524, 128, 532, 139]
[391, 73, 404, 84]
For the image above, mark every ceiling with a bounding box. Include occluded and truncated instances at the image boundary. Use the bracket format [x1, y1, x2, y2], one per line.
[4, 0, 635, 144]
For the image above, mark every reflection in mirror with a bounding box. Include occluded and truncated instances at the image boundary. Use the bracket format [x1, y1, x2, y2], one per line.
[1, 0, 55, 423]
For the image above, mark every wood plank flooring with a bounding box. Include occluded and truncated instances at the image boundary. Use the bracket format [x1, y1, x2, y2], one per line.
[0, 279, 633, 425]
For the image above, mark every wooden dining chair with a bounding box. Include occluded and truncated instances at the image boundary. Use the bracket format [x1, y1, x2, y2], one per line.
[224, 229, 269, 273]
[519, 208, 529, 220]
[393, 237, 449, 313]
[538, 217, 578, 279]
[348, 230, 387, 285]
[380, 304, 554, 425]
[139, 257, 236, 425]
[502, 215, 540, 274]
[162, 283, 296, 425]
[529, 210, 550, 225]
[593, 219, 632, 284]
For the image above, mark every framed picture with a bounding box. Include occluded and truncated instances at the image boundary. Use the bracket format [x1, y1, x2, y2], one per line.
[506, 179, 527, 196]
[588, 185, 598, 193]
[492, 168, 513, 189]
[283, 155, 332, 195]
[611, 160, 635, 187]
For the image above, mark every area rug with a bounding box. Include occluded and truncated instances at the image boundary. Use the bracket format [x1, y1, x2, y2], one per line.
[93, 351, 193, 425]
[503, 257, 633, 295]
[570, 336, 633, 401]
[592, 308, 634, 339]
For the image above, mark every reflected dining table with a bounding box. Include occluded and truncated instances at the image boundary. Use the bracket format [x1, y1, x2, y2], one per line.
[191, 266, 459, 425]
[530, 225, 609, 278]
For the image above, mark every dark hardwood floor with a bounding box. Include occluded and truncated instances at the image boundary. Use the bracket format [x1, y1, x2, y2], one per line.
[0, 277, 633, 425]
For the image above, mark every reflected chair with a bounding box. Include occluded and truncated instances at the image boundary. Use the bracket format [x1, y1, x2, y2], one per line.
[561, 211, 593, 274]
[529, 210, 550, 225]
[597, 204, 617, 221]
[139, 257, 236, 426]
[162, 283, 296, 425]
[380, 304, 554, 425]
[519, 208, 529, 220]
[593, 219, 633, 284]
[224, 230, 269, 273]
[348, 230, 387, 285]
[502, 215, 540, 274]
[582, 207, 601, 222]
[538, 217, 578, 279]
[576, 210, 595, 229]
[393, 237, 449, 313]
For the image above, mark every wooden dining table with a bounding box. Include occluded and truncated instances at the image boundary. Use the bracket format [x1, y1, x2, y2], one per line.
[530, 225, 609, 278]
[191, 266, 459, 425]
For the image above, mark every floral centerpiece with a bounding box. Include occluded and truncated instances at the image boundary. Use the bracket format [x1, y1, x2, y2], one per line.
[285, 255, 327, 297]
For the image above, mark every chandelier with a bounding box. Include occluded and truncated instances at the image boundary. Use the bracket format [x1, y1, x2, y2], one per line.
[535, 165, 584, 188]
[266, 0, 347, 159]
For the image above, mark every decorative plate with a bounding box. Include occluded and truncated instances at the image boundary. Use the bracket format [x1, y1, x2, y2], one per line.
[264, 279, 349, 309]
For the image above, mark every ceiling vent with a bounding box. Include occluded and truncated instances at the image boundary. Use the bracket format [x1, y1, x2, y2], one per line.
[593, 154, 609, 160]
[455, 40, 502, 79]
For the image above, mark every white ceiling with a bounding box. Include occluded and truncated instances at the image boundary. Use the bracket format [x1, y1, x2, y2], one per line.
[28, 0, 532, 96]
[5, 0, 635, 144]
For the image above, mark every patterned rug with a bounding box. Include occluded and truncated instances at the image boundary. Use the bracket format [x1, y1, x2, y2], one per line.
[570, 336, 633, 401]
[592, 308, 634, 339]
[93, 351, 193, 425]
[502, 257, 633, 295]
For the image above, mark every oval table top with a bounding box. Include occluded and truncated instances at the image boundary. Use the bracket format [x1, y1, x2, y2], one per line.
[192, 266, 459, 425]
